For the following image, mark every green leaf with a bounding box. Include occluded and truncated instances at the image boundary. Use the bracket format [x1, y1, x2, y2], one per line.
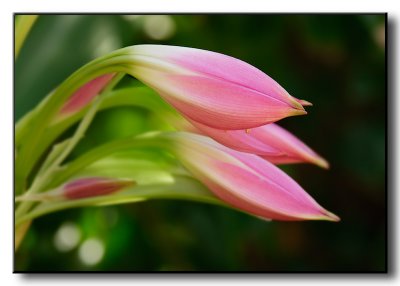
[15, 15, 39, 59]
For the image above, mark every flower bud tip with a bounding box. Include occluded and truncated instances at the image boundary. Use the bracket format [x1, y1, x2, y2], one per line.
[313, 157, 330, 169]
[298, 99, 313, 107]
[289, 109, 307, 117]
[323, 210, 341, 222]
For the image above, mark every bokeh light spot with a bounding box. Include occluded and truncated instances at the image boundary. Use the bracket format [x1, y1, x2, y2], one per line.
[53, 222, 81, 252]
[78, 238, 105, 266]
[90, 24, 121, 58]
[143, 15, 176, 40]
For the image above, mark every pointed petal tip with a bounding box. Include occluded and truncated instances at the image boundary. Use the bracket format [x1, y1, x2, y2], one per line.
[288, 109, 307, 117]
[323, 210, 341, 222]
[313, 209, 340, 222]
[299, 99, 313, 107]
[300, 209, 340, 222]
[289, 94, 313, 107]
[313, 157, 330, 169]
[289, 96, 305, 110]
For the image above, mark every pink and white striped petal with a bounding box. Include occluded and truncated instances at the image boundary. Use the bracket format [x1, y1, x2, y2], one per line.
[131, 45, 301, 104]
[169, 132, 338, 221]
[128, 45, 307, 129]
[190, 121, 329, 168]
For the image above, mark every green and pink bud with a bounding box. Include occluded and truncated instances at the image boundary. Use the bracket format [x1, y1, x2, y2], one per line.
[62, 177, 135, 200]
[127, 45, 308, 130]
[60, 73, 115, 115]
[166, 132, 338, 222]
[17, 177, 135, 202]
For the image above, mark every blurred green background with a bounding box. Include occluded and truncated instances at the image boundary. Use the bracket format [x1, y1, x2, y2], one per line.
[15, 14, 386, 272]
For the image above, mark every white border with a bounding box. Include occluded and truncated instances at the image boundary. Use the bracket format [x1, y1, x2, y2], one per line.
[3, 0, 396, 13]
[1, 0, 397, 285]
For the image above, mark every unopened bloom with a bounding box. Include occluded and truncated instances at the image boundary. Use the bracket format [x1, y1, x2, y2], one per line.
[63, 177, 135, 200]
[190, 121, 329, 169]
[127, 45, 308, 130]
[17, 177, 135, 202]
[166, 132, 338, 221]
[60, 73, 115, 115]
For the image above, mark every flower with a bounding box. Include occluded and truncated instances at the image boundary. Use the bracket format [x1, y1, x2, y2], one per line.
[127, 45, 308, 130]
[190, 121, 329, 169]
[60, 73, 115, 115]
[15, 177, 135, 202]
[63, 177, 135, 200]
[166, 132, 338, 221]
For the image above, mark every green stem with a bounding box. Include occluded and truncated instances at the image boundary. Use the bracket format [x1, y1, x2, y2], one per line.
[19, 133, 174, 223]
[53, 98, 101, 170]
[15, 96, 102, 218]
[16, 87, 185, 162]
[100, 72, 125, 94]
[15, 15, 38, 59]
[15, 74, 125, 216]
[15, 46, 167, 192]
[15, 58, 129, 195]
[43, 133, 168, 192]
[15, 175, 224, 226]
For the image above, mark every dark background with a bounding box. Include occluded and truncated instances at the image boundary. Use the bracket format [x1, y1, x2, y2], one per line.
[15, 14, 386, 272]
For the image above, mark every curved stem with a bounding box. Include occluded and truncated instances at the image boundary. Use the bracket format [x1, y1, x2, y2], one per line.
[15, 47, 181, 195]
[16, 86, 190, 174]
[42, 132, 169, 192]
[15, 131, 173, 223]
[15, 175, 224, 226]
[15, 61, 129, 195]
[16, 73, 126, 214]
[15, 95, 102, 218]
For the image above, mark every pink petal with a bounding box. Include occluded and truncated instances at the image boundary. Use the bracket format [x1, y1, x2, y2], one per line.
[187, 121, 328, 168]
[171, 133, 338, 221]
[133, 67, 306, 130]
[255, 124, 329, 168]
[129, 45, 307, 129]
[189, 120, 283, 155]
[207, 162, 334, 221]
[131, 45, 307, 108]
[295, 99, 313, 106]
[60, 73, 115, 114]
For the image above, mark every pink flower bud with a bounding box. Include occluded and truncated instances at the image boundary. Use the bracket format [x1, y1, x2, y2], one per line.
[168, 132, 338, 222]
[128, 45, 308, 130]
[63, 177, 135, 200]
[60, 73, 115, 115]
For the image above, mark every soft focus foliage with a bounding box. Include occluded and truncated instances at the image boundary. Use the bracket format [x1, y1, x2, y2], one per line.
[15, 15, 385, 271]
